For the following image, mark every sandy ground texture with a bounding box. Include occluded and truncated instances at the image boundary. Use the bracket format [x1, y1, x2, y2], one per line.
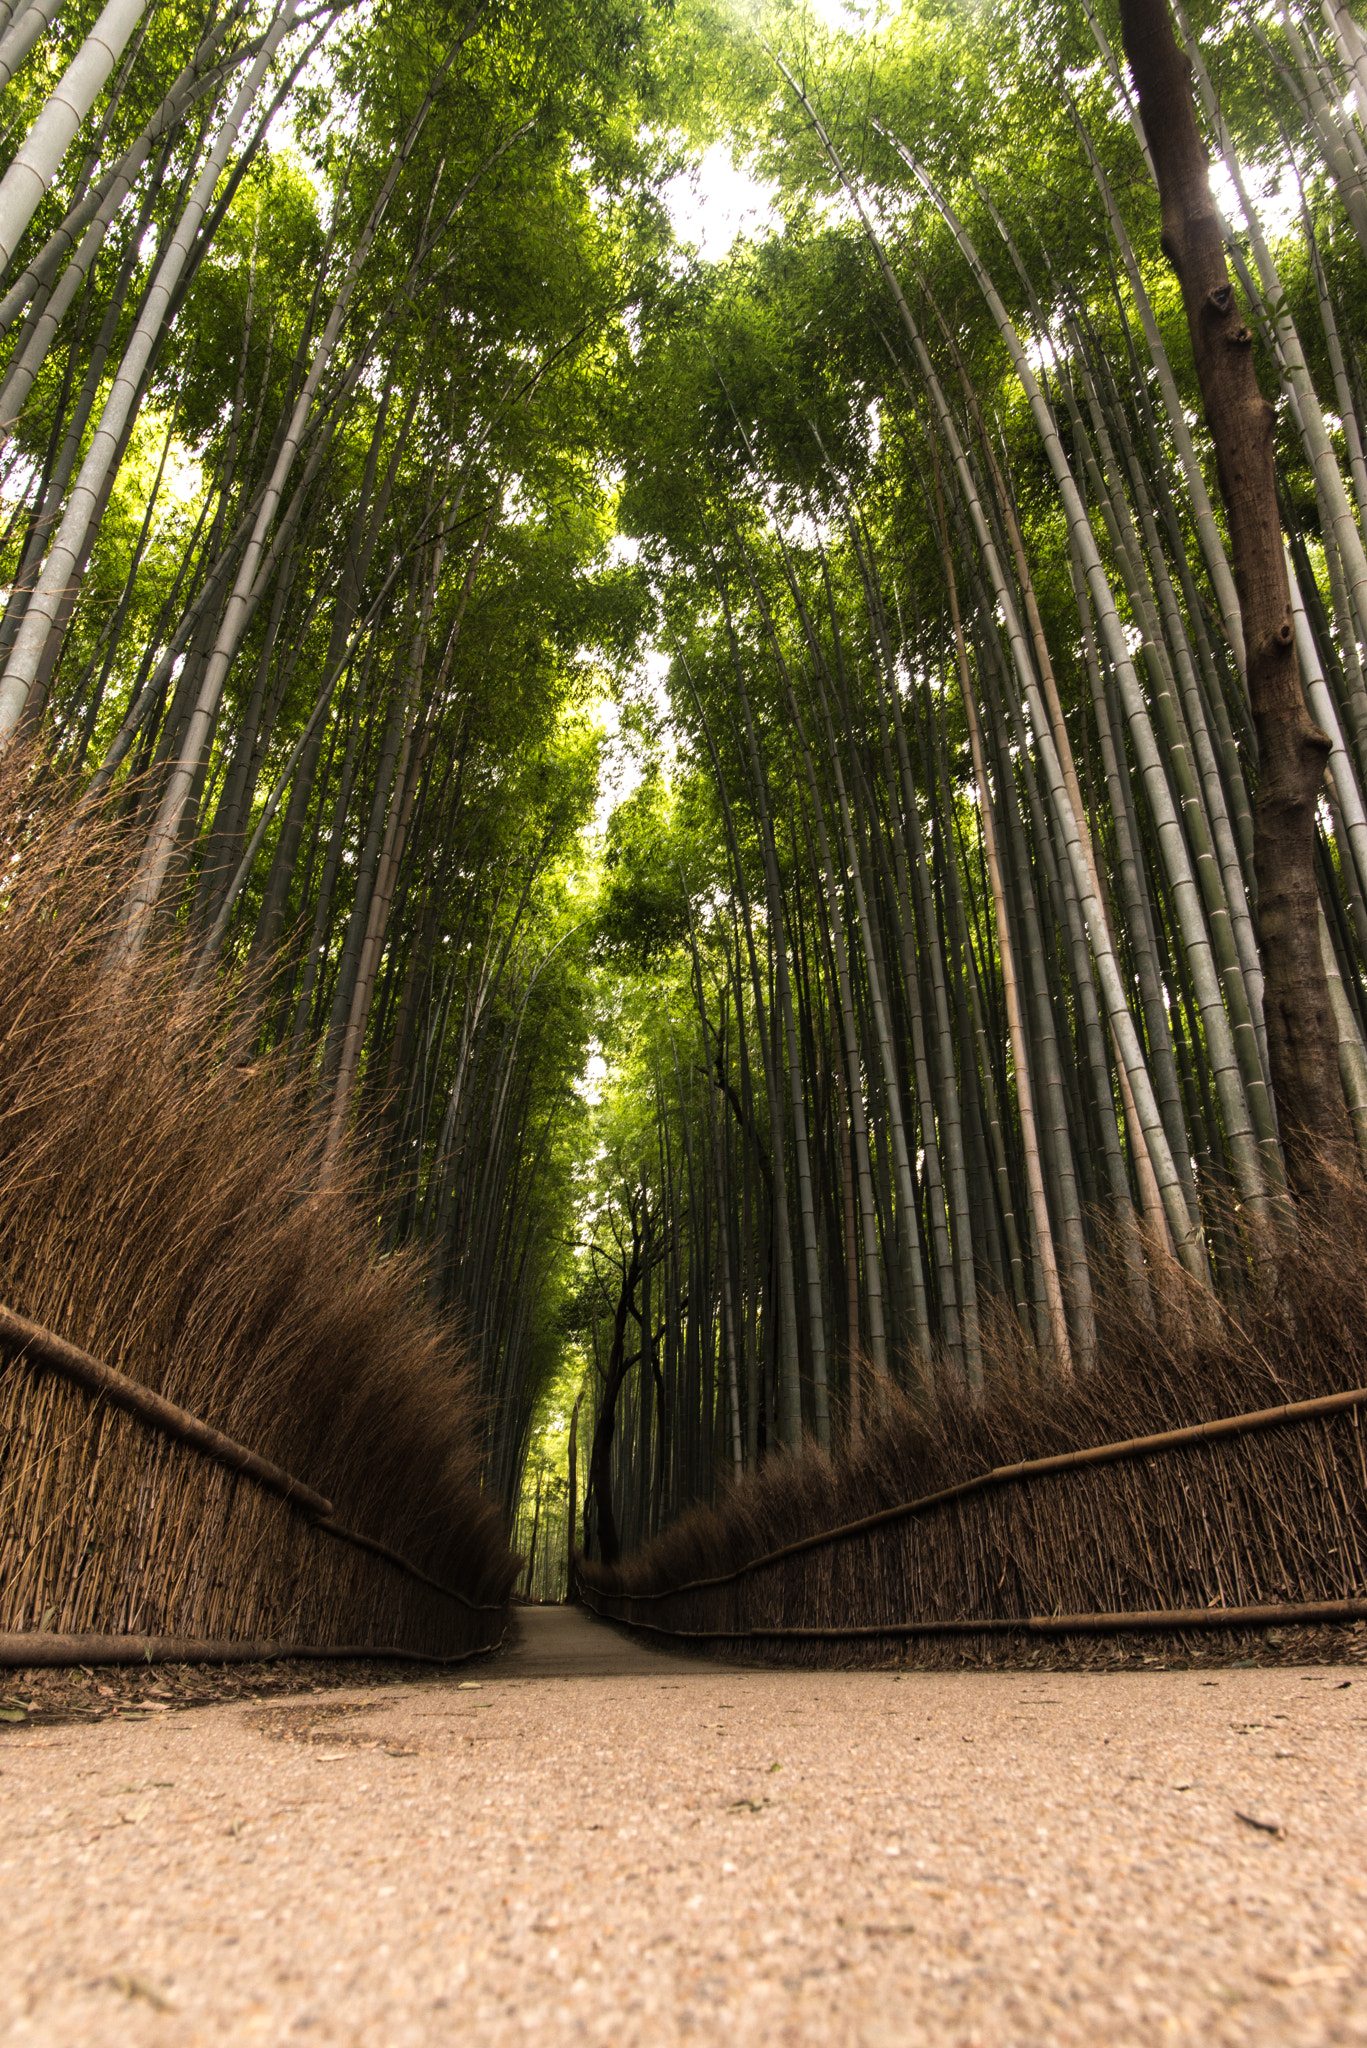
[2, 1608, 1366, 2048]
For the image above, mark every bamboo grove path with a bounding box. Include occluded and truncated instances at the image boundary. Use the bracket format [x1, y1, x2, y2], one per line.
[2, 1608, 1366, 2047]
[2, 1613, 1367, 2048]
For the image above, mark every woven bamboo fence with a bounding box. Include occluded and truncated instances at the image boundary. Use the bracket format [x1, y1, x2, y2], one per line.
[579, 1389, 1367, 1665]
[0, 1308, 509, 1665]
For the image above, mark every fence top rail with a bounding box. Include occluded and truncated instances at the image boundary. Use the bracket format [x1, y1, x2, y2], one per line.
[0, 1299, 507, 1616]
[0, 1630, 506, 1668]
[583, 1384, 1367, 1605]
[0, 1299, 335, 1516]
[578, 1589, 1367, 1641]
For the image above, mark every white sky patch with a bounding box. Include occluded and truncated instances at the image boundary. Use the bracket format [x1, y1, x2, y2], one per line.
[1208, 154, 1301, 246]
[577, 1043, 609, 1105]
[592, 644, 676, 832]
[662, 144, 779, 262]
[260, 0, 372, 210]
[639, 643, 673, 723]
[592, 696, 644, 833]
[807, 0, 895, 28]
[162, 441, 203, 507]
[1023, 325, 1061, 379]
[866, 397, 882, 455]
[770, 496, 833, 551]
[812, 183, 863, 232]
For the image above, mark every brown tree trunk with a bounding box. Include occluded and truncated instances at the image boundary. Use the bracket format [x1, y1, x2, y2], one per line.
[1117, 0, 1353, 1191]
[586, 1216, 643, 1568]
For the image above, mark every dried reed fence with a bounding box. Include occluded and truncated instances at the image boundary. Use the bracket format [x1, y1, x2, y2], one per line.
[0, 760, 517, 1664]
[580, 1202, 1367, 1666]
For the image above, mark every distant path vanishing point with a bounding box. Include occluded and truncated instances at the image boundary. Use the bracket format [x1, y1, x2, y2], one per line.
[497, 1602, 738, 1679]
[2, 1610, 1364, 2046]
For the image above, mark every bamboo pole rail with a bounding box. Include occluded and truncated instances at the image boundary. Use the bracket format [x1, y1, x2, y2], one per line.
[585, 1384, 1367, 1601]
[0, 1299, 506, 1616]
[0, 1299, 335, 1514]
[0, 1630, 505, 1668]
[579, 1592, 1367, 1642]
[311, 1518, 501, 1610]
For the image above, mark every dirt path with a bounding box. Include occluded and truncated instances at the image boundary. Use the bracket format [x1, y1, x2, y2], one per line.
[2, 1608, 1365, 2046]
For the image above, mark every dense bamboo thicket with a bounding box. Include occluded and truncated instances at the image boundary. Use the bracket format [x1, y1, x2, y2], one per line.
[0, 0, 658, 1543]
[566, 0, 1367, 1572]
[0, 760, 515, 1647]
[4, 0, 1367, 1614]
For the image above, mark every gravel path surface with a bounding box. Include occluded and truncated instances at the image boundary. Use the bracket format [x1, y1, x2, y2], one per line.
[2, 1607, 1365, 2046]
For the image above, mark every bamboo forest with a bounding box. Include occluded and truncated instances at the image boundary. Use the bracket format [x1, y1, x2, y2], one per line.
[5, 0, 1367, 1624]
